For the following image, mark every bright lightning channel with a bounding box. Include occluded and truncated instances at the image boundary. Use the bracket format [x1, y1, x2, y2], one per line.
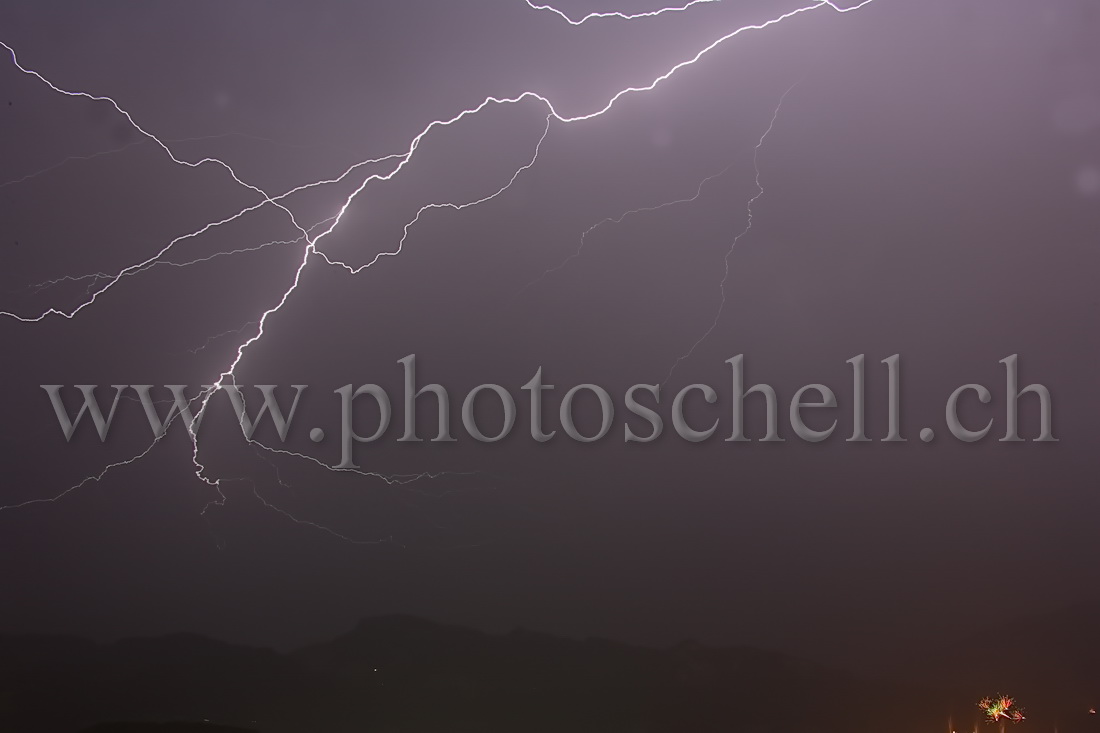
[0, 0, 878, 543]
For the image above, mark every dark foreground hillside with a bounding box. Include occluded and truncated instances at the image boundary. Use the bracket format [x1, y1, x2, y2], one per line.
[1, 613, 1096, 733]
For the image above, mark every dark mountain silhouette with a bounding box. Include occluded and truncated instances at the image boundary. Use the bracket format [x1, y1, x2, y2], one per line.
[0, 611, 1095, 732]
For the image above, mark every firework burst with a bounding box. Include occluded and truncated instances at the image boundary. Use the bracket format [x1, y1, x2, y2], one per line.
[979, 696, 1025, 724]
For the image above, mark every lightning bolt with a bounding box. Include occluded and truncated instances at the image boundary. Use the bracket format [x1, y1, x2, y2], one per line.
[0, 0, 878, 543]
[313, 113, 554, 276]
[524, 163, 735, 290]
[524, 0, 723, 25]
[187, 322, 259, 356]
[22, 216, 334, 300]
[0, 132, 287, 192]
[0, 140, 143, 192]
[663, 81, 798, 387]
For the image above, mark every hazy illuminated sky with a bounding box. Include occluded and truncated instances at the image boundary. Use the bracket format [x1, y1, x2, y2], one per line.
[1, 0, 1098, 669]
